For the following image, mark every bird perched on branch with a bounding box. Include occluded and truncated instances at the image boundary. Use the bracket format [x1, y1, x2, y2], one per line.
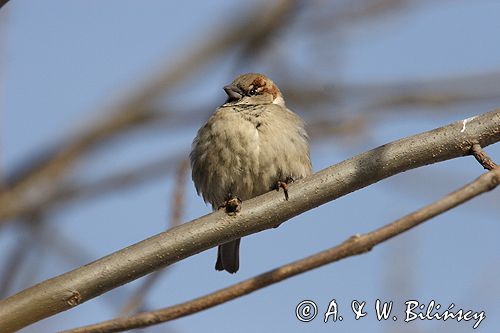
[190, 73, 312, 273]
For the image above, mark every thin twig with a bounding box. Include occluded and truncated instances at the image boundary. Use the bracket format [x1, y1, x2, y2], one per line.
[62, 166, 500, 333]
[38, 154, 183, 215]
[0, 5, 7, 189]
[0, 109, 498, 332]
[169, 160, 189, 229]
[284, 72, 500, 111]
[0, 236, 30, 298]
[120, 160, 189, 316]
[471, 143, 497, 171]
[0, 0, 295, 223]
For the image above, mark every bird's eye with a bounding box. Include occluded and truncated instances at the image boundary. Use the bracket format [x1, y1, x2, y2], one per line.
[248, 87, 257, 96]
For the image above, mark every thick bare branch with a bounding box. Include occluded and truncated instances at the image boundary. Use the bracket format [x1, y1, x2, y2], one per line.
[0, 109, 498, 332]
[63, 165, 500, 333]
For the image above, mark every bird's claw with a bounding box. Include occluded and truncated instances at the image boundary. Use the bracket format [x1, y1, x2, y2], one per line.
[276, 181, 289, 200]
[218, 197, 242, 215]
[275, 176, 294, 201]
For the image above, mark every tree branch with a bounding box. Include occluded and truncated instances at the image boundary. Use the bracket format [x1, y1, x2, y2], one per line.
[471, 143, 498, 170]
[27, 154, 184, 216]
[119, 159, 189, 316]
[0, 109, 498, 332]
[62, 165, 500, 333]
[0, 0, 296, 223]
[0, 0, 9, 10]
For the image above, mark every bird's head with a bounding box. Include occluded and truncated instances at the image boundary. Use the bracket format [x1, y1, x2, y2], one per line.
[223, 73, 285, 106]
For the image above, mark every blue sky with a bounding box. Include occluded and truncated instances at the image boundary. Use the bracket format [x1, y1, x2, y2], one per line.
[1, 1, 499, 332]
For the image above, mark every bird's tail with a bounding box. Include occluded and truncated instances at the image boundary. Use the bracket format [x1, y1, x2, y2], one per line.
[215, 238, 241, 273]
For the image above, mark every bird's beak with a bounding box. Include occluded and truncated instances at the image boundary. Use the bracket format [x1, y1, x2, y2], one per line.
[224, 84, 243, 101]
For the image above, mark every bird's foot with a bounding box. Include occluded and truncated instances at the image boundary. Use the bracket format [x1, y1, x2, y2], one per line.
[218, 197, 242, 215]
[274, 176, 294, 201]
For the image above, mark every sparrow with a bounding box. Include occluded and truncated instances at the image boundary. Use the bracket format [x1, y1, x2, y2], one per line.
[190, 73, 312, 273]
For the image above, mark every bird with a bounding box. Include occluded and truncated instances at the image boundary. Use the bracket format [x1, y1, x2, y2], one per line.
[190, 73, 312, 273]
